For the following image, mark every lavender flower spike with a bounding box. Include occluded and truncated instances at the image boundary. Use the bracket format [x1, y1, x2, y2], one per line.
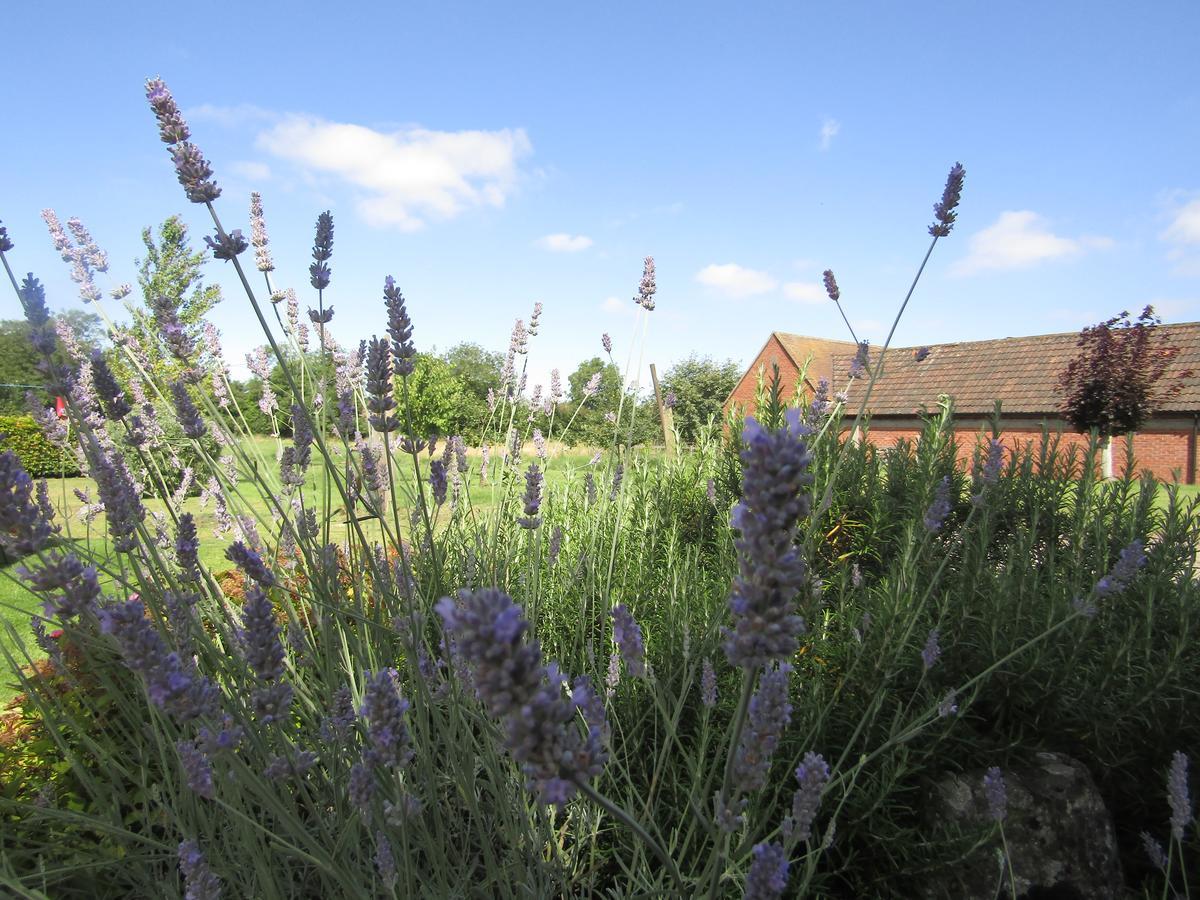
[0, 450, 59, 556]
[238, 584, 286, 682]
[822, 269, 840, 302]
[517, 462, 543, 529]
[731, 664, 793, 796]
[144, 76, 221, 204]
[784, 752, 830, 843]
[610, 604, 646, 678]
[204, 228, 248, 262]
[636, 256, 657, 310]
[171, 380, 206, 439]
[437, 589, 606, 806]
[744, 842, 789, 900]
[1167, 750, 1191, 840]
[0, 220, 14, 253]
[929, 162, 966, 237]
[983, 766, 1007, 822]
[178, 840, 222, 900]
[360, 668, 414, 767]
[249, 192, 274, 272]
[383, 276, 416, 376]
[920, 628, 941, 671]
[309, 211, 333, 290]
[701, 658, 718, 708]
[723, 409, 812, 670]
[923, 476, 953, 532]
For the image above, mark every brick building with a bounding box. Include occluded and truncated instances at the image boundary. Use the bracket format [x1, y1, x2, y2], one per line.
[725, 325, 1200, 483]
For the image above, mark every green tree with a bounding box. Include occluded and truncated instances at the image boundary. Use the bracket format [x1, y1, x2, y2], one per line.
[113, 215, 222, 386]
[0, 312, 104, 413]
[660, 355, 742, 445]
[403, 353, 472, 438]
[442, 342, 502, 433]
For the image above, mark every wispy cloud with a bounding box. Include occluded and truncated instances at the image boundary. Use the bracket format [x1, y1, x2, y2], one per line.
[950, 210, 1113, 276]
[187, 103, 277, 128]
[253, 115, 532, 230]
[536, 233, 593, 252]
[229, 160, 272, 182]
[819, 118, 841, 151]
[1161, 197, 1200, 273]
[783, 281, 826, 304]
[695, 263, 777, 298]
[601, 295, 636, 316]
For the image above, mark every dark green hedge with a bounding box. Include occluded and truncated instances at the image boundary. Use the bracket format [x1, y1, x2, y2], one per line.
[0, 414, 81, 478]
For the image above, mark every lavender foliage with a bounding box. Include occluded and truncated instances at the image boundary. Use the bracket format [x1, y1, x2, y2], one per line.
[723, 410, 812, 669]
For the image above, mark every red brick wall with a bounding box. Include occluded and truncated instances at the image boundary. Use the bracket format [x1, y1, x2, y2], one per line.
[726, 336, 803, 414]
[861, 425, 1196, 484]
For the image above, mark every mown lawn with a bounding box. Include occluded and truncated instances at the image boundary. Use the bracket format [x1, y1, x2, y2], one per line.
[1, 437, 607, 703]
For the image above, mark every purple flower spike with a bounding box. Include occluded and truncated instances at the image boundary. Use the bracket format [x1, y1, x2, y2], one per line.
[518, 462, 543, 529]
[437, 589, 607, 806]
[701, 658, 718, 708]
[383, 276, 416, 377]
[171, 380, 206, 439]
[146, 78, 190, 145]
[731, 664, 793, 796]
[177, 738, 215, 799]
[635, 256, 657, 310]
[0, 220, 14, 253]
[178, 840, 222, 900]
[744, 841, 789, 900]
[723, 410, 812, 670]
[360, 668, 414, 768]
[784, 752, 830, 843]
[238, 584, 286, 682]
[822, 269, 840, 303]
[1167, 751, 1191, 840]
[983, 766, 1007, 822]
[929, 162, 966, 237]
[204, 228, 248, 261]
[921, 628, 941, 671]
[601, 333, 612, 354]
[249, 192, 274, 272]
[923, 476, 953, 533]
[0, 450, 59, 556]
[309, 211, 333, 290]
[1095, 539, 1148, 599]
[610, 604, 646, 678]
[365, 336, 399, 433]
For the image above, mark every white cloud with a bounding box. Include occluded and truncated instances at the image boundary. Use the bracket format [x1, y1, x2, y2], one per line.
[819, 118, 841, 151]
[229, 160, 272, 181]
[187, 103, 277, 127]
[950, 211, 1113, 276]
[536, 233, 593, 252]
[695, 263, 778, 298]
[1161, 198, 1200, 256]
[601, 295, 634, 316]
[783, 281, 826, 304]
[255, 115, 532, 230]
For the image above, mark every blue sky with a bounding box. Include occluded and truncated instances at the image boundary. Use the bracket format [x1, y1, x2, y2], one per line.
[3, 1, 1199, 392]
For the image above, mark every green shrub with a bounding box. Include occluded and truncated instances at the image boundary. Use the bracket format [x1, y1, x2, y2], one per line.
[0, 415, 80, 478]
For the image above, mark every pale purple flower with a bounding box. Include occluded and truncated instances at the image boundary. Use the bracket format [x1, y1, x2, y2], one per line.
[203, 228, 247, 261]
[0, 450, 59, 556]
[436, 589, 607, 806]
[979, 438, 1004, 485]
[528, 300, 543, 336]
[550, 368, 563, 403]
[938, 690, 959, 718]
[21, 552, 100, 620]
[921, 628, 941, 671]
[1142, 831, 1168, 870]
[251, 681, 293, 724]
[610, 604, 646, 678]
[0, 220, 13, 253]
[605, 651, 621, 698]
[1168, 751, 1191, 840]
[548, 525, 564, 568]
[636, 256, 657, 310]
[178, 840, 222, 900]
[177, 738, 214, 799]
[1095, 539, 1148, 599]
[744, 841, 789, 900]
[584, 372, 602, 397]
[929, 162, 966, 238]
[983, 766, 1007, 822]
[731, 664, 793, 796]
[309, 211, 333, 290]
[923, 476, 953, 533]
[848, 341, 870, 379]
[430, 459, 448, 505]
[723, 410, 812, 669]
[238, 584, 286, 681]
[783, 752, 830, 843]
[360, 668, 414, 767]
[84, 445, 145, 553]
[375, 831, 397, 888]
[99, 599, 220, 721]
[533, 428, 547, 459]
[601, 333, 612, 354]
[701, 657, 717, 708]
[249, 192, 274, 272]
[518, 463, 543, 529]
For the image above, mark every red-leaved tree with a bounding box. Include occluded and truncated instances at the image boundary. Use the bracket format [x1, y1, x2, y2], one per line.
[1059, 306, 1190, 477]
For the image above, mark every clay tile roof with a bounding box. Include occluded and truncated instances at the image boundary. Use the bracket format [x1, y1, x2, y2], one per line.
[772, 332, 857, 384]
[801, 323, 1200, 416]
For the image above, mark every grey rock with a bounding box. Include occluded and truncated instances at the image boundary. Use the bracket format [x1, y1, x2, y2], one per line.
[920, 751, 1123, 900]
